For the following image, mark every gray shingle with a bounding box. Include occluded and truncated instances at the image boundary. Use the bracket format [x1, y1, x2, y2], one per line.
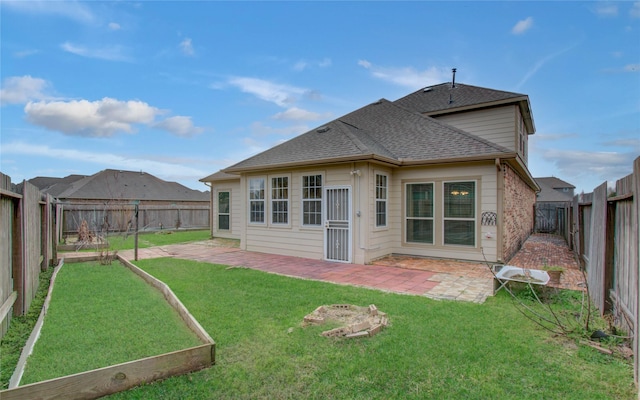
[43, 169, 208, 201]
[224, 96, 514, 172]
[394, 82, 527, 114]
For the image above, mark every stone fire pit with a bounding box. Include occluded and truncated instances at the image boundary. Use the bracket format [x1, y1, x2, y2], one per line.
[303, 304, 388, 339]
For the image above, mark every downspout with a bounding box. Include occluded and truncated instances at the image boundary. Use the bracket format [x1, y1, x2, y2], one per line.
[350, 167, 362, 251]
[495, 158, 504, 263]
[351, 165, 381, 253]
[204, 182, 213, 237]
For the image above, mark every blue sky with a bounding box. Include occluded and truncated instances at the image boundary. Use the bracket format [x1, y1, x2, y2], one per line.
[1, 1, 639, 194]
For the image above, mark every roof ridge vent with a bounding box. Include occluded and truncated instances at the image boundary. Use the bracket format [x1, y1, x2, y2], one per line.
[317, 126, 330, 133]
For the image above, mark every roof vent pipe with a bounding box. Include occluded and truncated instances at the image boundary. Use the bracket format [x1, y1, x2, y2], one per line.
[451, 68, 457, 88]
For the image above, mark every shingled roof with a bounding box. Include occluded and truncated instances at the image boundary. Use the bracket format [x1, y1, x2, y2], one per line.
[224, 97, 516, 173]
[394, 82, 535, 134]
[535, 177, 575, 202]
[31, 169, 209, 201]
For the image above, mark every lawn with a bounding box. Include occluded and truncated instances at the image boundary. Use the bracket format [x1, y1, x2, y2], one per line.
[3, 255, 634, 399]
[19, 261, 203, 385]
[71, 229, 213, 252]
[96, 258, 634, 400]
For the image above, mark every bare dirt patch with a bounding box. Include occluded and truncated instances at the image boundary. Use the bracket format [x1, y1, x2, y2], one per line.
[303, 304, 388, 338]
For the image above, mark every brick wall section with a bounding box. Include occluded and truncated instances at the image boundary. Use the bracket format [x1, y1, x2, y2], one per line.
[502, 163, 536, 262]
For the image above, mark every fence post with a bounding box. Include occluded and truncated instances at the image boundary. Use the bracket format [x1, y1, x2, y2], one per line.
[633, 157, 640, 385]
[12, 185, 24, 316]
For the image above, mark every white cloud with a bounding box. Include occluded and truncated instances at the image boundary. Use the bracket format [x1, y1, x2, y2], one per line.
[60, 42, 132, 62]
[511, 17, 533, 35]
[1, 141, 208, 183]
[272, 107, 328, 121]
[180, 38, 194, 56]
[358, 59, 372, 69]
[542, 148, 636, 186]
[228, 77, 308, 107]
[154, 116, 204, 137]
[624, 63, 640, 72]
[24, 98, 163, 137]
[1, 75, 50, 105]
[516, 44, 576, 89]
[594, 3, 618, 17]
[249, 121, 309, 137]
[293, 57, 332, 71]
[631, 2, 640, 18]
[14, 49, 39, 58]
[2, 0, 95, 23]
[108, 22, 121, 30]
[358, 60, 450, 89]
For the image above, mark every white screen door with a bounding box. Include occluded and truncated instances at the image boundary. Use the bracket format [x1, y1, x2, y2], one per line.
[324, 186, 351, 262]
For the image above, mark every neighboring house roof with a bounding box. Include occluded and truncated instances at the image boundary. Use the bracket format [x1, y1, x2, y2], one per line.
[31, 169, 209, 201]
[535, 177, 575, 202]
[394, 82, 535, 134]
[223, 98, 516, 173]
[199, 170, 240, 182]
[27, 174, 88, 197]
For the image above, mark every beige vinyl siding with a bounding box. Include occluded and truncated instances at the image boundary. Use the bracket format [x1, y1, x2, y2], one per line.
[239, 162, 500, 263]
[211, 179, 241, 239]
[434, 105, 518, 152]
[390, 162, 498, 263]
[243, 165, 356, 261]
[366, 165, 396, 262]
[516, 106, 529, 165]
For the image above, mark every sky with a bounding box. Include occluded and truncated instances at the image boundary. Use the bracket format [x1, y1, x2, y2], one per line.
[1, 1, 639, 194]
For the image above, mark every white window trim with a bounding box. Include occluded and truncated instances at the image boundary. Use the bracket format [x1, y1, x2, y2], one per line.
[300, 173, 324, 228]
[442, 180, 477, 247]
[404, 181, 435, 245]
[375, 172, 388, 228]
[270, 175, 290, 226]
[217, 189, 231, 231]
[248, 177, 266, 225]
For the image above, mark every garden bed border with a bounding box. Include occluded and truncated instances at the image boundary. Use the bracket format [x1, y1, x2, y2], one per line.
[0, 255, 215, 400]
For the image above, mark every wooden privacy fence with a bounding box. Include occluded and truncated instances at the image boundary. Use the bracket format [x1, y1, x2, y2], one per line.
[535, 202, 571, 243]
[60, 203, 209, 236]
[573, 156, 639, 382]
[0, 172, 57, 340]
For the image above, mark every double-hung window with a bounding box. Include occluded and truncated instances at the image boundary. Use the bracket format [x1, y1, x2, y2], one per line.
[302, 175, 322, 226]
[271, 176, 289, 224]
[375, 174, 388, 227]
[249, 178, 265, 223]
[443, 181, 476, 246]
[405, 183, 434, 244]
[218, 191, 230, 230]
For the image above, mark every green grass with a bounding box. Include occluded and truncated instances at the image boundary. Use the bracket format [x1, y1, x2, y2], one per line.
[0, 266, 54, 390]
[83, 229, 212, 252]
[18, 261, 203, 385]
[95, 258, 634, 400]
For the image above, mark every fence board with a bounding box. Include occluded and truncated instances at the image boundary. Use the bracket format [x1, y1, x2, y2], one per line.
[61, 204, 209, 236]
[0, 173, 15, 337]
[634, 157, 640, 384]
[21, 182, 43, 315]
[587, 182, 608, 313]
[574, 157, 639, 384]
[1, 173, 56, 339]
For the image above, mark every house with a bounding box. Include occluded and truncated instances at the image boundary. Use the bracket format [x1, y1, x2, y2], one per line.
[534, 176, 576, 236]
[29, 169, 210, 236]
[201, 82, 539, 264]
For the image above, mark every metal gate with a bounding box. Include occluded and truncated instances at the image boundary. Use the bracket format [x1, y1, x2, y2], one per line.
[324, 186, 351, 262]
